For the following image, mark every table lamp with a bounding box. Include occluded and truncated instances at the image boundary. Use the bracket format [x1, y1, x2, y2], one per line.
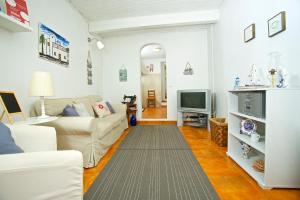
[29, 71, 54, 118]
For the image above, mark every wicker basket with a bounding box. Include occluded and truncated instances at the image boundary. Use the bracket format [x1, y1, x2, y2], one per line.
[209, 118, 228, 147]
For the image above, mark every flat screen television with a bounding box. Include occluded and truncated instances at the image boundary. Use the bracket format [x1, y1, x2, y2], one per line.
[177, 89, 211, 113]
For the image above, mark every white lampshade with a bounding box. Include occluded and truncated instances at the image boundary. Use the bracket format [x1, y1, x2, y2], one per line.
[96, 40, 104, 50]
[29, 71, 54, 97]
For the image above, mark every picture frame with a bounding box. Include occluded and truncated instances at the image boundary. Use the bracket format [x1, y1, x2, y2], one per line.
[244, 24, 256, 43]
[268, 11, 286, 37]
[119, 66, 127, 82]
[38, 23, 70, 67]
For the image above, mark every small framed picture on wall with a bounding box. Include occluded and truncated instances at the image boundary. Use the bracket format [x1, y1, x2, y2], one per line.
[244, 24, 255, 43]
[268, 11, 286, 37]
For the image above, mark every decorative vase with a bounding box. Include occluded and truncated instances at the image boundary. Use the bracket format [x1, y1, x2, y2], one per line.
[130, 115, 137, 126]
[267, 52, 287, 88]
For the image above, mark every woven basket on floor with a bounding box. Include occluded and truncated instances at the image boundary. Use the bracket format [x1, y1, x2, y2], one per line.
[209, 118, 228, 147]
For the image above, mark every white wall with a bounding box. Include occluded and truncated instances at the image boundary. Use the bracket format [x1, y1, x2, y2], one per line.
[213, 0, 300, 117]
[0, 0, 101, 115]
[101, 26, 211, 120]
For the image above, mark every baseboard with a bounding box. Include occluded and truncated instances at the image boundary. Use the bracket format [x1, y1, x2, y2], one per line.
[137, 120, 177, 125]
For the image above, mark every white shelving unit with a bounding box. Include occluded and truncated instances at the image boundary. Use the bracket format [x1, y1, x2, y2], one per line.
[0, 12, 32, 32]
[228, 88, 300, 189]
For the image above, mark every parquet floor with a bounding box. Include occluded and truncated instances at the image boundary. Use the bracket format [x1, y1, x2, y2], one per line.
[142, 107, 167, 119]
[84, 123, 300, 200]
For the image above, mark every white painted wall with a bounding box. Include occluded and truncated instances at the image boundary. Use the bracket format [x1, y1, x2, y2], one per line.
[0, 0, 101, 115]
[101, 26, 211, 120]
[213, 0, 300, 117]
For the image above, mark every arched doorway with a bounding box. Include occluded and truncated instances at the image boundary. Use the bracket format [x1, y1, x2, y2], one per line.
[140, 43, 167, 119]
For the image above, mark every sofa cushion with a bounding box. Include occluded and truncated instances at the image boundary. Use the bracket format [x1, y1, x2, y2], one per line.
[44, 98, 73, 116]
[62, 105, 79, 117]
[73, 103, 91, 117]
[106, 102, 116, 114]
[0, 122, 24, 154]
[73, 97, 95, 117]
[93, 101, 111, 118]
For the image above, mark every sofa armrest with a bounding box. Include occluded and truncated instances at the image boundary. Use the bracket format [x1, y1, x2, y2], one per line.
[8, 125, 57, 152]
[112, 104, 127, 114]
[0, 150, 83, 200]
[43, 117, 95, 135]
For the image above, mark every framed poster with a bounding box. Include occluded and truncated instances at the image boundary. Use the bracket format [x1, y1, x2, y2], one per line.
[268, 11, 286, 37]
[244, 24, 256, 43]
[38, 23, 70, 66]
[119, 66, 127, 82]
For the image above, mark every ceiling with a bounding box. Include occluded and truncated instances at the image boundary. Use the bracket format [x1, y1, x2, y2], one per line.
[141, 44, 166, 59]
[69, 0, 223, 21]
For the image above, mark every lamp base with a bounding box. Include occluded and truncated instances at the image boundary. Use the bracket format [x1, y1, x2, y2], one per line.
[37, 114, 51, 119]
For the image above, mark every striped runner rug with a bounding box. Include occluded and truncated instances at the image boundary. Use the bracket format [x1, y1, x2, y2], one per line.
[84, 125, 219, 200]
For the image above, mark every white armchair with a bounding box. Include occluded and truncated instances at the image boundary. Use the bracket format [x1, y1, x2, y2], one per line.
[0, 125, 83, 200]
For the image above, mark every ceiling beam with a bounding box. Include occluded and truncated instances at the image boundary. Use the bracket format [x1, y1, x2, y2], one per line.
[89, 9, 220, 35]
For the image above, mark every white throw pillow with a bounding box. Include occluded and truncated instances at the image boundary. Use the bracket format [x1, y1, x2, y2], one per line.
[93, 101, 111, 118]
[73, 103, 91, 117]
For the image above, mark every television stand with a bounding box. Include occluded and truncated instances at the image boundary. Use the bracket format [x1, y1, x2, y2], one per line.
[177, 110, 211, 128]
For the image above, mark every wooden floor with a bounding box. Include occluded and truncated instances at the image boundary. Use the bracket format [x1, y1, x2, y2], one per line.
[83, 123, 300, 200]
[142, 107, 167, 119]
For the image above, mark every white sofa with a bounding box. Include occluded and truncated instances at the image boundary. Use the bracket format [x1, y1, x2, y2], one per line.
[30, 95, 128, 168]
[0, 125, 83, 200]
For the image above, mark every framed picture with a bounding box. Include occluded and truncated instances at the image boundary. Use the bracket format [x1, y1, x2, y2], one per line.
[38, 23, 70, 67]
[268, 11, 286, 37]
[244, 24, 255, 43]
[119, 67, 127, 82]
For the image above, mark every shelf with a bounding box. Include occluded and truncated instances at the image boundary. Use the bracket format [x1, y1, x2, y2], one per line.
[230, 132, 265, 154]
[0, 12, 33, 32]
[229, 111, 266, 123]
[228, 152, 265, 186]
[229, 88, 300, 92]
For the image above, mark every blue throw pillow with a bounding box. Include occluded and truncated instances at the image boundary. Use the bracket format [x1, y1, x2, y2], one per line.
[62, 105, 79, 116]
[106, 102, 115, 114]
[0, 122, 24, 154]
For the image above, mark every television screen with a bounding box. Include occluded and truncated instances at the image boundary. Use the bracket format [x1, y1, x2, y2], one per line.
[180, 92, 206, 109]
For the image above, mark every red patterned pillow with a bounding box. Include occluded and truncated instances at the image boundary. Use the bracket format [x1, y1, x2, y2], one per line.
[93, 101, 111, 118]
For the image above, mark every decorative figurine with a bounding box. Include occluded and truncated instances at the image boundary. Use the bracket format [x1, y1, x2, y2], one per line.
[234, 77, 240, 89]
[248, 64, 260, 85]
[240, 142, 251, 159]
[277, 68, 288, 88]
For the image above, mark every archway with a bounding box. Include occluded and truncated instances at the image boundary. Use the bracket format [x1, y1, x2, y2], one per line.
[140, 43, 167, 119]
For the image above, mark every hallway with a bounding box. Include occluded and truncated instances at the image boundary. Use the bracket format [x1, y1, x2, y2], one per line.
[142, 107, 167, 119]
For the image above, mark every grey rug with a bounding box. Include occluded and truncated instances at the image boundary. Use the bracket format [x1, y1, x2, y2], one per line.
[84, 125, 219, 200]
[119, 125, 189, 150]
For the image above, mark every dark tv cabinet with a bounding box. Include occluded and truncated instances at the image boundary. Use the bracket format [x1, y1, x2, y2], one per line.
[177, 110, 211, 128]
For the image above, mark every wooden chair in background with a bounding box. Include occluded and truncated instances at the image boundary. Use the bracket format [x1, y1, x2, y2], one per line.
[147, 90, 156, 107]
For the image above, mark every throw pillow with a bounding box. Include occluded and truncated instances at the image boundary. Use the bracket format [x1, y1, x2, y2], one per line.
[61, 105, 79, 116]
[106, 102, 116, 114]
[0, 122, 24, 154]
[93, 101, 111, 118]
[73, 103, 91, 117]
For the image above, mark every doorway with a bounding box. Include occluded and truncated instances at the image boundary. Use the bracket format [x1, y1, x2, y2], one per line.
[140, 43, 167, 119]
